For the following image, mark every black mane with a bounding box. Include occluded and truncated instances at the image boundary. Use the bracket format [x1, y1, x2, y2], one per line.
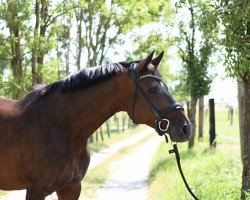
[38, 62, 130, 96]
[20, 61, 141, 107]
[19, 61, 140, 109]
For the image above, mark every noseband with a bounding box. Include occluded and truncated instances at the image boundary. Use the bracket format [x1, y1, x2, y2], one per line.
[128, 63, 184, 136]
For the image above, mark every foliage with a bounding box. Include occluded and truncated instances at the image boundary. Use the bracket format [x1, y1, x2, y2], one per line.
[215, 0, 250, 81]
[125, 0, 173, 82]
[77, 0, 168, 67]
[127, 31, 172, 82]
[174, 0, 216, 100]
[0, 0, 168, 99]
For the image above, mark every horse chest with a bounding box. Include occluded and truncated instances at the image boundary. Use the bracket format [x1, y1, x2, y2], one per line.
[46, 150, 90, 191]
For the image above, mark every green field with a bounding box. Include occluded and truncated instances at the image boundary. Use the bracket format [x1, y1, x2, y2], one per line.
[148, 108, 242, 200]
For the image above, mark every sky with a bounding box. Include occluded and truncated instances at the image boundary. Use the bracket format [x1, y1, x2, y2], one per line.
[206, 67, 238, 107]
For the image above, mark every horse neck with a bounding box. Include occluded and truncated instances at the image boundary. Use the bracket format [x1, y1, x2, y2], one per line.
[60, 72, 131, 142]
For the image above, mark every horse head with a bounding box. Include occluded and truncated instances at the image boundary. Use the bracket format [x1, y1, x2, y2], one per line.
[127, 52, 191, 142]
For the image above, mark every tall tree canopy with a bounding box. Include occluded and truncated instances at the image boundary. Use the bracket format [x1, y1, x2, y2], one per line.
[0, 0, 166, 99]
[174, 0, 216, 148]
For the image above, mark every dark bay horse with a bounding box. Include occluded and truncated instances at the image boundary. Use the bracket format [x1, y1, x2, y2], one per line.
[0, 52, 191, 200]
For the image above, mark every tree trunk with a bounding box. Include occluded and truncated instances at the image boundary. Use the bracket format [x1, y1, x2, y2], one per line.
[230, 107, 234, 125]
[106, 121, 110, 138]
[128, 117, 131, 129]
[95, 130, 99, 142]
[114, 114, 120, 134]
[31, 0, 40, 86]
[187, 101, 191, 119]
[122, 112, 126, 132]
[198, 96, 204, 141]
[89, 135, 93, 143]
[36, 0, 48, 84]
[7, 2, 23, 99]
[188, 95, 197, 148]
[65, 18, 71, 75]
[76, 8, 84, 70]
[238, 80, 250, 199]
[100, 126, 104, 141]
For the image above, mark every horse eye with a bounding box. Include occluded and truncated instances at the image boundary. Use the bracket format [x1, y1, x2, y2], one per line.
[148, 88, 158, 94]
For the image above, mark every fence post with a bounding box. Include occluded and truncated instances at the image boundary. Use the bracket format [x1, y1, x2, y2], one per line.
[209, 99, 216, 147]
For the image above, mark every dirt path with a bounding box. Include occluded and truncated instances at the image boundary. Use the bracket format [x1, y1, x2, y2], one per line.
[0, 128, 155, 200]
[93, 135, 161, 200]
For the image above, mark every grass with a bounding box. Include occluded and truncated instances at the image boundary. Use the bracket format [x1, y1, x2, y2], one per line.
[147, 108, 242, 200]
[0, 191, 6, 196]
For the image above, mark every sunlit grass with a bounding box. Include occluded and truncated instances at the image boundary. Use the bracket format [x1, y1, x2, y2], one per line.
[0, 191, 6, 196]
[148, 141, 241, 200]
[148, 108, 242, 199]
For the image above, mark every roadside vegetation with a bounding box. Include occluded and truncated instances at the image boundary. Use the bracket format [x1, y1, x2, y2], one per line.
[148, 108, 242, 199]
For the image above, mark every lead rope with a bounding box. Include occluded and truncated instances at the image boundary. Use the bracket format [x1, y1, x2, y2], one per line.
[168, 142, 199, 200]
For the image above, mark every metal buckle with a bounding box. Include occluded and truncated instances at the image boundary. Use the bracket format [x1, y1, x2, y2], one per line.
[158, 118, 170, 132]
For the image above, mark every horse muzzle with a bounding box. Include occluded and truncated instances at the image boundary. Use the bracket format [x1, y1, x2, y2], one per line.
[155, 119, 191, 142]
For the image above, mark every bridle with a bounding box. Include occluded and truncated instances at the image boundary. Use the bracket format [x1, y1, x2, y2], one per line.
[128, 62, 184, 136]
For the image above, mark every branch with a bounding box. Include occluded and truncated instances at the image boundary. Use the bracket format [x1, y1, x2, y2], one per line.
[69, 48, 76, 60]
[46, 4, 78, 27]
[0, 57, 11, 61]
[177, 46, 188, 63]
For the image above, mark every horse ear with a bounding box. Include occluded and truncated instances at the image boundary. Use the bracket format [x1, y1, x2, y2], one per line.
[151, 51, 164, 68]
[136, 51, 155, 72]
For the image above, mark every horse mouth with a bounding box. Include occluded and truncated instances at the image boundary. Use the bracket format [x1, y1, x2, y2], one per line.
[155, 126, 189, 143]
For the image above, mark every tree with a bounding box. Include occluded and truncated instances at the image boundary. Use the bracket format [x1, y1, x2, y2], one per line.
[74, 0, 167, 67]
[128, 32, 172, 81]
[0, 0, 31, 98]
[30, 0, 73, 84]
[0, 0, 75, 98]
[174, 0, 214, 148]
[214, 0, 250, 198]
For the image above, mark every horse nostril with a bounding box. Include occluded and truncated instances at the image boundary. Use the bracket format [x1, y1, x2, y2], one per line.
[183, 124, 189, 134]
